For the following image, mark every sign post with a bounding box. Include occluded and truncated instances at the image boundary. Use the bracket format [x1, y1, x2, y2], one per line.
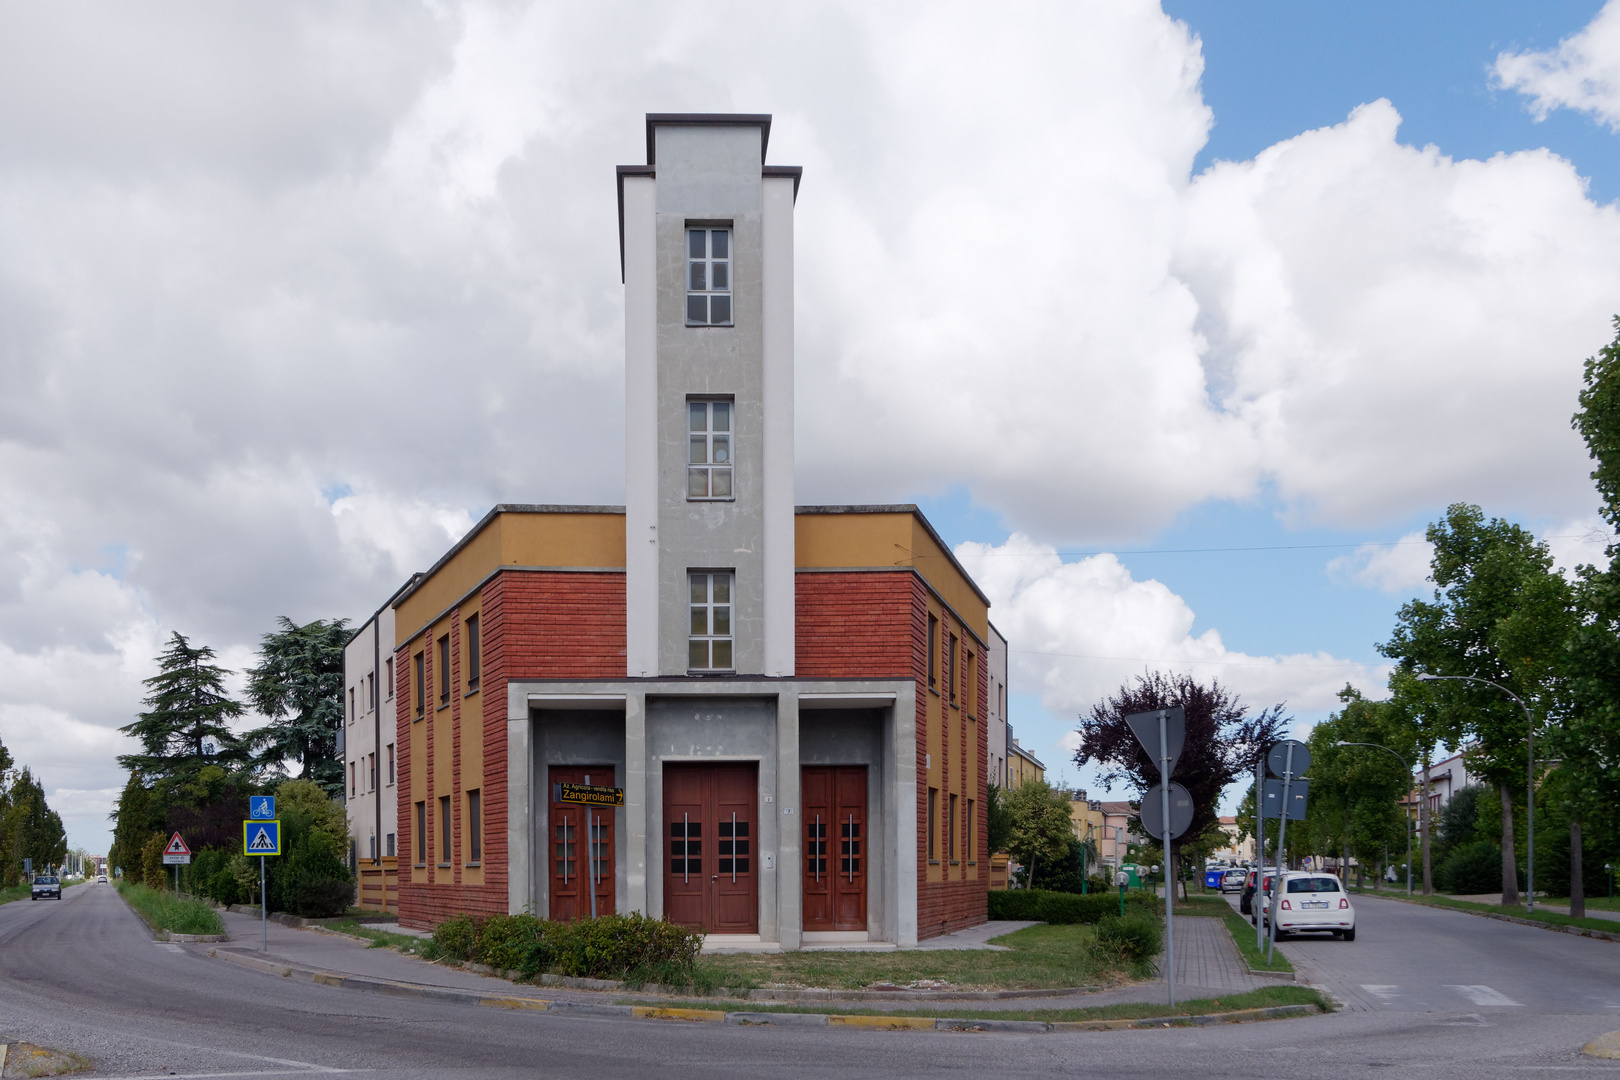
[162, 832, 192, 894]
[246, 798, 280, 952]
[1263, 740, 1310, 964]
[1125, 706, 1187, 1008]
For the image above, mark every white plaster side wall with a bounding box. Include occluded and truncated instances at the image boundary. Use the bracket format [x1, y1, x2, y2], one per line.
[761, 174, 796, 677]
[506, 685, 533, 916]
[893, 683, 919, 946]
[623, 176, 659, 677]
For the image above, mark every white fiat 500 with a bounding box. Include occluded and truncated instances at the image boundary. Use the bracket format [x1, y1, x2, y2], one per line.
[1261, 872, 1356, 940]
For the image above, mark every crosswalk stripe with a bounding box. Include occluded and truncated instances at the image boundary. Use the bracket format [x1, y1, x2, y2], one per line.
[1445, 984, 1524, 1007]
[1361, 985, 1402, 1002]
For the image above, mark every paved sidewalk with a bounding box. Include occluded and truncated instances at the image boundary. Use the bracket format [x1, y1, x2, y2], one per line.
[1451, 894, 1620, 923]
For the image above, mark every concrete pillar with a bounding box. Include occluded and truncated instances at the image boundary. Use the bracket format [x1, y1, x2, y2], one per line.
[624, 690, 649, 915]
[506, 706, 532, 916]
[776, 689, 801, 949]
[893, 688, 919, 946]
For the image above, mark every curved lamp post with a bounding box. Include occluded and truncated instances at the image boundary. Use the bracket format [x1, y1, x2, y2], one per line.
[1335, 741, 1414, 897]
[1415, 672, 1537, 913]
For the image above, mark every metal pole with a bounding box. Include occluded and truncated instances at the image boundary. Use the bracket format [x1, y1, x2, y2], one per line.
[260, 856, 267, 952]
[589, 812, 597, 920]
[1269, 742, 1296, 964]
[1254, 758, 1265, 954]
[1160, 710, 1174, 1008]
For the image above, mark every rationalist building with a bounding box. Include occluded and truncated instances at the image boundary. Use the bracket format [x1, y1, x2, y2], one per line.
[357, 114, 998, 947]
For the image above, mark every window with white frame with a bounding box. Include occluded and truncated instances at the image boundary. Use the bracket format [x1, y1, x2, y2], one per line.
[688, 571, 734, 671]
[687, 399, 733, 499]
[686, 227, 731, 326]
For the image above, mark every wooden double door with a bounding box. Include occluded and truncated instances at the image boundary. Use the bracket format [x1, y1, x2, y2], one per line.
[663, 763, 758, 933]
[802, 765, 868, 932]
[548, 766, 614, 922]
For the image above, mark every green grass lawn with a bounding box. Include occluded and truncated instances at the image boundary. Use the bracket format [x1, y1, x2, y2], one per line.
[1380, 891, 1620, 935]
[624, 984, 1330, 1023]
[0, 883, 31, 905]
[324, 919, 441, 956]
[115, 881, 225, 936]
[695, 922, 1118, 992]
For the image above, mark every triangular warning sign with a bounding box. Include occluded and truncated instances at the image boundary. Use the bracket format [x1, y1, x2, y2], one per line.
[164, 832, 190, 856]
[248, 827, 275, 852]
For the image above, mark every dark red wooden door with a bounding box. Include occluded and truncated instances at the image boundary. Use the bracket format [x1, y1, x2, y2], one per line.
[663, 763, 758, 933]
[802, 766, 868, 931]
[549, 766, 614, 922]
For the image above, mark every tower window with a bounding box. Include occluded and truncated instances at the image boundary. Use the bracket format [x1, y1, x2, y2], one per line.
[686, 227, 732, 326]
[688, 571, 734, 671]
[687, 400, 734, 500]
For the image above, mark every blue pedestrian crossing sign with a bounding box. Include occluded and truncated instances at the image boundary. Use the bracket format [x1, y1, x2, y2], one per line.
[243, 819, 281, 856]
[249, 796, 276, 820]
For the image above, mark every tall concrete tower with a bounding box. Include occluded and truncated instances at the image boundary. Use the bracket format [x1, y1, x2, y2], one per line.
[619, 114, 801, 679]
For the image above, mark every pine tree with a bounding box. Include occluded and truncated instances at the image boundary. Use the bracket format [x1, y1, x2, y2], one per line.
[119, 632, 248, 782]
[244, 617, 349, 795]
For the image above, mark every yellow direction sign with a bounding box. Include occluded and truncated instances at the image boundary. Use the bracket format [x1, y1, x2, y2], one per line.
[553, 782, 624, 807]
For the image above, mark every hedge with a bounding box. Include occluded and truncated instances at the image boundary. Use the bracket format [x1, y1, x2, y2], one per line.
[433, 912, 704, 981]
[988, 888, 1158, 924]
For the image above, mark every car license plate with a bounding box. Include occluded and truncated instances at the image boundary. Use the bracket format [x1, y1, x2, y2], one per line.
[1303, 901, 1328, 909]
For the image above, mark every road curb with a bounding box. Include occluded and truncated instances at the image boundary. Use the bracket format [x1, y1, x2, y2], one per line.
[1365, 894, 1620, 944]
[203, 947, 1322, 1033]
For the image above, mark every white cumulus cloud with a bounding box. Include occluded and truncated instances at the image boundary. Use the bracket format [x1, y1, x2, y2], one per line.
[1495, 1, 1620, 129]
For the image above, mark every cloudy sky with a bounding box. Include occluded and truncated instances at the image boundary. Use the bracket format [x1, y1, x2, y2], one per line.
[3, 1, 1619, 852]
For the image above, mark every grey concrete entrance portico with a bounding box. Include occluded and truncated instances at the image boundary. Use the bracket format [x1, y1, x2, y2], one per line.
[506, 679, 919, 948]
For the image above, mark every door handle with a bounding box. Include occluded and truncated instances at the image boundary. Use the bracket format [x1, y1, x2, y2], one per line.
[711, 875, 718, 881]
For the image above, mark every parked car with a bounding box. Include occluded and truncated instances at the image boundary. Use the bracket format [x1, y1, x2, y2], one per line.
[97, 873, 108, 883]
[1220, 867, 1247, 893]
[31, 875, 61, 901]
[1258, 871, 1356, 940]
[1240, 867, 1276, 915]
[1203, 867, 1226, 890]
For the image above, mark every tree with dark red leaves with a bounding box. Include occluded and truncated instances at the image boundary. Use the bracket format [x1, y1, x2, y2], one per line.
[1073, 672, 1290, 894]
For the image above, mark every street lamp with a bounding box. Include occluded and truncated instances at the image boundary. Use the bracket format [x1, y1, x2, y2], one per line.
[1336, 741, 1414, 897]
[1415, 672, 1538, 913]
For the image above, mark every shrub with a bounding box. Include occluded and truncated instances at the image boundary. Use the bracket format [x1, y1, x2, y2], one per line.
[141, 833, 167, 890]
[988, 888, 1157, 924]
[1091, 911, 1162, 965]
[1437, 840, 1508, 895]
[429, 912, 703, 982]
[434, 914, 482, 961]
[281, 829, 354, 917]
[116, 880, 225, 936]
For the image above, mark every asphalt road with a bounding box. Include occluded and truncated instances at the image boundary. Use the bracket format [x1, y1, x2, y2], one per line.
[3, 883, 1620, 1079]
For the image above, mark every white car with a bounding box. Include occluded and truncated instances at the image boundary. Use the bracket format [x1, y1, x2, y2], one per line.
[1259, 871, 1356, 940]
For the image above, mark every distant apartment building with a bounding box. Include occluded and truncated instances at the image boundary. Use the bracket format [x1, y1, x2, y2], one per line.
[1401, 751, 1475, 821]
[341, 576, 417, 913]
[986, 624, 1009, 789]
[1210, 815, 1255, 864]
[1007, 735, 1046, 787]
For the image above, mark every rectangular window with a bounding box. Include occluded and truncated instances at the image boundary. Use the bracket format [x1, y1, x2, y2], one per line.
[349, 762, 356, 798]
[686, 399, 734, 499]
[368, 672, 375, 711]
[927, 787, 938, 862]
[467, 789, 482, 863]
[948, 634, 958, 704]
[685, 226, 732, 326]
[437, 635, 450, 707]
[439, 796, 452, 865]
[386, 657, 394, 699]
[368, 834, 376, 861]
[688, 571, 734, 671]
[414, 802, 426, 865]
[413, 654, 424, 719]
[950, 793, 960, 862]
[928, 615, 938, 689]
[368, 752, 376, 791]
[386, 832, 396, 858]
[964, 651, 975, 714]
[386, 744, 395, 785]
[465, 614, 481, 691]
[967, 799, 976, 863]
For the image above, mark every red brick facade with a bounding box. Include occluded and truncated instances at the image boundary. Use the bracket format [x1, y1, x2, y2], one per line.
[396, 570, 627, 928]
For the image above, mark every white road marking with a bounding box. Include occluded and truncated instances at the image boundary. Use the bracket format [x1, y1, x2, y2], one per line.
[1360, 985, 1403, 1002]
[1445, 984, 1524, 1007]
